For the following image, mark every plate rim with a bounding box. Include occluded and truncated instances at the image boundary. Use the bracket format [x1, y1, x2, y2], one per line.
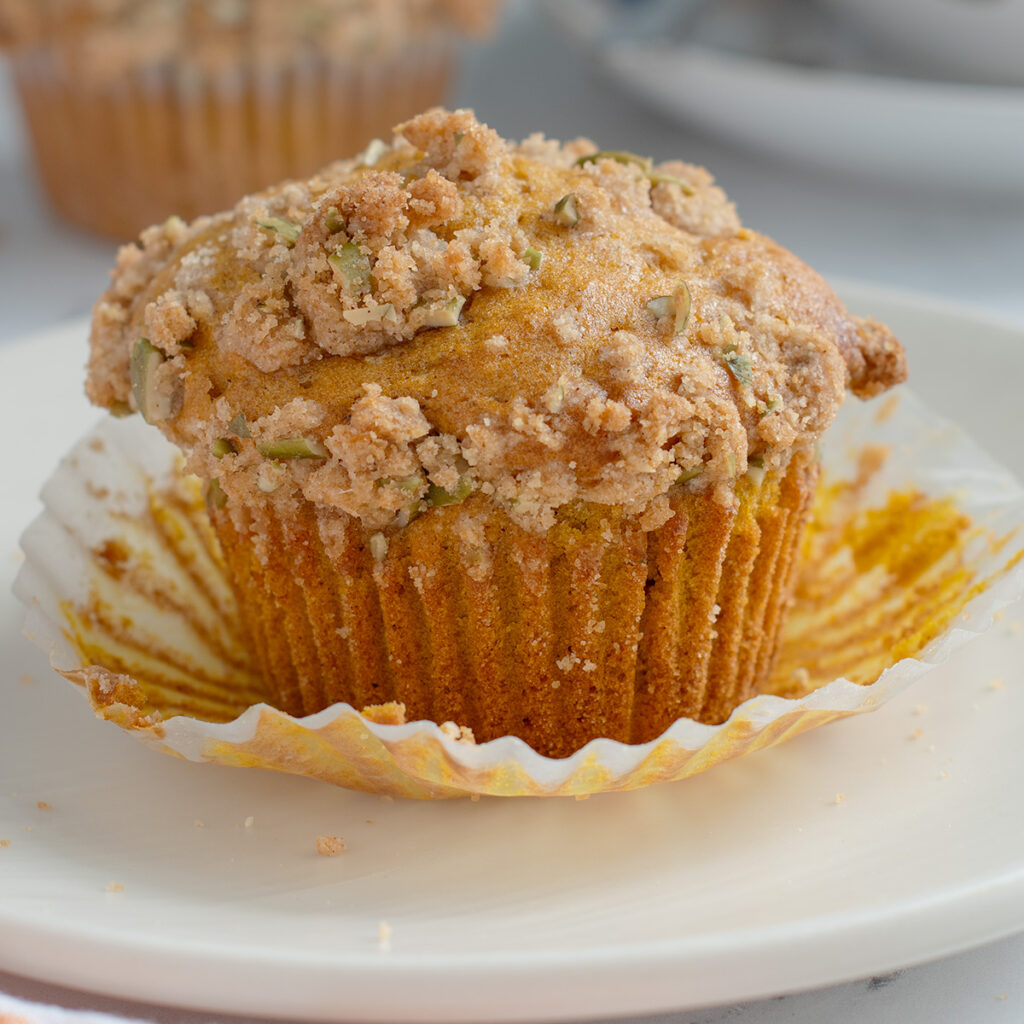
[2, 284, 1024, 1021]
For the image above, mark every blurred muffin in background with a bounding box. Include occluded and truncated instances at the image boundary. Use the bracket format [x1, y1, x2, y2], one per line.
[0, 0, 499, 240]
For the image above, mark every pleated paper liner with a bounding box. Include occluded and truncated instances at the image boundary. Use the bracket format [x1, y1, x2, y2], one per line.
[14, 390, 1024, 798]
[208, 456, 816, 758]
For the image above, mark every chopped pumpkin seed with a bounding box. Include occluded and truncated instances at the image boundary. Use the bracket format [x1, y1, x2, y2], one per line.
[130, 338, 180, 423]
[721, 346, 754, 388]
[256, 216, 301, 246]
[256, 437, 328, 459]
[211, 438, 238, 459]
[328, 242, 372, 294]
[552, 192, 580, 226]
[206, 477, 227, 510]
[428, 477, 474, 506]
[227, 413, 251, 438]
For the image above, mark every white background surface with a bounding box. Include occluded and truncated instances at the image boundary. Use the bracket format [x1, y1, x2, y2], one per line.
[1, 2, 1023, 1022]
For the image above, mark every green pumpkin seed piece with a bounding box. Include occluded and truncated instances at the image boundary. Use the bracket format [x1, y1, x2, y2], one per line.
[522, 247, 543, 271]
[342, 303, 394, 326]
[647, 170, 696, 195]
[552, 193, 580, 227]
[646, 295, 674, 319]
[380, 475, 424, 494]
[676, 467, 702, 485]
[360, 139, 388, 167]
[647, 282, 691, 334]
[720, 346, 754, 388]
[129, 337, 161, 419]
[747, 457, 767, 486]
[256, 216, 301, 246]
[130, 337, 180, 423]
[428, 477, 474, 506]
[211, 438, 238, 459]
[206, 477, 227, 511]
[673, 281, 692, 335]
[328, 242, 372, 294]
[324, 206, 345, 234]
[575, 151, 697, 195]
[369, 532, 389, 560]
[256, 437, 328, 460]
[418, 295, 466, 330]
[227, 413, 251, 438]
[257, 461, 286, 494]
[575, 150, 652, 172]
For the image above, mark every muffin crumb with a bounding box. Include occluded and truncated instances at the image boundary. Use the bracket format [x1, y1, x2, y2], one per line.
[316, 835, 346, 857]
[439, 721, 476, 744]
[362, 702, 407, 726]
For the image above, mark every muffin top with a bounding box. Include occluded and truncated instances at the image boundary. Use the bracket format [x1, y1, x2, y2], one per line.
[87, 108, 906, 532]
[0, 0, 495, 73]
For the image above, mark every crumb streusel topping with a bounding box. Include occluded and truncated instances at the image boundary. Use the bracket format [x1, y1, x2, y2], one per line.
[87, 108, 906, 533]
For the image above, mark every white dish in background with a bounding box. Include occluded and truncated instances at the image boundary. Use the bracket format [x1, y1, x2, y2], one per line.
[823, 0, 1024, 87]
[1, 284, 1024, 1022]
[545, 0, 1024, 195]
[602, 44, 1024, 195]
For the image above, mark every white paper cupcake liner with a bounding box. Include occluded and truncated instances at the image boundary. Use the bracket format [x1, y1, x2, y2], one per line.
[13, 389, 1024, 798]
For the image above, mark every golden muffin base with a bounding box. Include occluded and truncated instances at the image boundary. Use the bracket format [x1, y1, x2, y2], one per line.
[209, 454, 817, 758]
[10, 43, 453, 240]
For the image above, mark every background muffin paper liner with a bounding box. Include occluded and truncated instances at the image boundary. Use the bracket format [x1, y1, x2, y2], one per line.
[14, 389, 1024, 799]
[6, 34, 459, 239]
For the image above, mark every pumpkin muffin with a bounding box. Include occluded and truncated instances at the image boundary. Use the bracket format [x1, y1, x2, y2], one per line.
[85, 108, 906, 757]
[0, 0, 498, 240]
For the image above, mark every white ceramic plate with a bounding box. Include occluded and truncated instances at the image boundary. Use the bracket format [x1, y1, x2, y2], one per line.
[544, 0, 1024, 195]
[2, 284, 1024, 1023]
